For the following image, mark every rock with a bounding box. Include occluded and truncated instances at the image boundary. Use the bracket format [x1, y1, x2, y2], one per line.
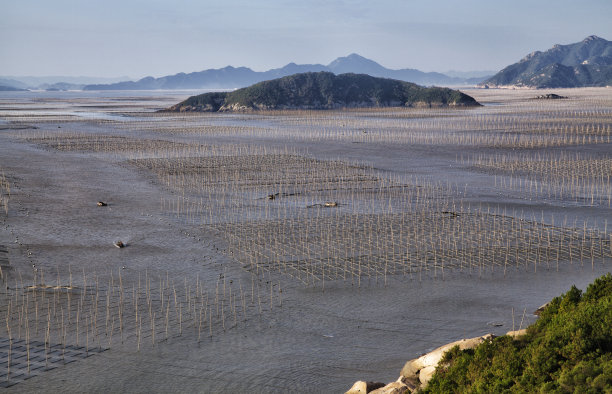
[369, 381, 409, 394]
[399, 360, 421, 384]
[397, 376, 416, 391]
[534, 93, 567, 100]
[418, 365, 437, 386]
[345, 380, 385, 394]
[421, 334, 493, 366]
[506, 328, 528, 338]
[400, 334, 494, 388]
[350, 334, 496, 394]
[346, 381, 367, 394]
[534, 301, 550, 315]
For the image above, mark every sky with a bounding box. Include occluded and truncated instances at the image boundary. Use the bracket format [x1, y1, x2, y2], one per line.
[1, 0, 612, 78]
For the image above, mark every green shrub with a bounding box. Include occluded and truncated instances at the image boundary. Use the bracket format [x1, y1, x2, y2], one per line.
[423, 274, 612, 393]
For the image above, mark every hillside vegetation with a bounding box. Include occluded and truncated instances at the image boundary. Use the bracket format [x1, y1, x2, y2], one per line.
[423, 273, 612, 393]
[165, 72, 479, 112]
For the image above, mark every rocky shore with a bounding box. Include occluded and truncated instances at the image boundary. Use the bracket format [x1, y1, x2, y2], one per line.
[346, 329, 529, 394]
[345, 303, 552, 393]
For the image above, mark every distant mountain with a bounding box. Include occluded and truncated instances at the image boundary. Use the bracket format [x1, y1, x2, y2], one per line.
[482, 35, 612, 88]
[85, 66, 264, 90]
[327, 53, 390, 75]
[328, 54, 472, 86]
[444, 70, 497, 79]
[85, 54, 481, 91]
[0, 76, 132, 90]
[164, 72, 480, 112]
[40, 82, 85, 91]
[2, 75, 131, 88]
[0, 78, 29, 90]
[0, 85, 27, 92]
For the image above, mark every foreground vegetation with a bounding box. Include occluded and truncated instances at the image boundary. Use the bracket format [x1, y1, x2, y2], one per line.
[424, 273, 612, 393]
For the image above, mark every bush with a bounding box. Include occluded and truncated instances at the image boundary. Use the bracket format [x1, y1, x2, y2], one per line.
[422, 274, 612, 393]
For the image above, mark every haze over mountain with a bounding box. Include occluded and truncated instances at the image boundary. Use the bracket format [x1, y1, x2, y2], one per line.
[0, 78, 29, 90]
[165, 72, 480, 112]
[12, 35, 612, 92]
[0, 75, 133, 91]
[444, 70, 497, 79]
[84, 54, 486, 91]
[0, 84, 27, 92]
[482, 35, 612, 88]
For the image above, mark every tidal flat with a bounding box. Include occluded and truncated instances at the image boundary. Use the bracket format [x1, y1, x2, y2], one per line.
[0, 88, 610, 392]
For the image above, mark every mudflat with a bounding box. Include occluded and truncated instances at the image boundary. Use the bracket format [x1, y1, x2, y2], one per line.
[0, 88, 610, 392]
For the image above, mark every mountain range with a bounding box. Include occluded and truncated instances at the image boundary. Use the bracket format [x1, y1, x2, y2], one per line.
[83, 54, 486, 91]
[5, 36, 611, 91]
[165, 72, 480, 112]
[0, 76, 131, 91]
[481, 35, 612, 88]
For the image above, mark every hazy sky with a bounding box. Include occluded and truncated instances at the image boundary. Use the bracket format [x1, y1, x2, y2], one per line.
[2, 0, 611, 78]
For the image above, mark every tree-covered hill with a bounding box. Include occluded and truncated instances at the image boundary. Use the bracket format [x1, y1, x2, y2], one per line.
[164, 72, 479, 112]
[423, 273, 612, 393]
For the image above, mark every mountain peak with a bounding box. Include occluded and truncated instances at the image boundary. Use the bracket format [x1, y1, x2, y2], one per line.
[521, 50, 542, 62]
[327, 54, 386, 75]
[328, 53, 373, 66]
[345, 53, 367, 59]
[583, 35, 604, 43]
